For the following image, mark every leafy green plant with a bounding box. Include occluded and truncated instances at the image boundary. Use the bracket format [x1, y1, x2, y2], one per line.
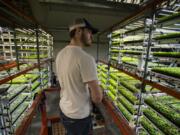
[145, 85, 159, 92]
[111, 57, 118, 61]
[19, 49, 37, 52]
[118, 94, 135, 114]
[154, 33, 180, 40]
[20, 54, 48, 59]
[118, 86, 138, 104]
[152, 67, 180, 79]
[110, 49, 120, 53]
[158, 12, 180, 23]
[109, 79, 117, 87]
[108, 85, 117, 95]
[100, 83, 106, 90]
[143, 108, 179, 135]
[153, 52, 180, 58]
[121, 57, 138, 65]
[121, 56, 164, 67]
[112, 31, 121, 37]
[101, 72, 108, 78]
[10, 74, 39, 83]
[171, 103, 180, 112]
[140, 116, 163, 135]
[101, 68, 108, 73]
[120, 81, 139, 93]
[138, 128, 148, 135]
[117, 102, 132, 121]
[31, 81, 40, 91]
[107, 91, 116, 101]
[43, 79, 48, 85]
[112, 41, 121, 46]
[10, 95, 27, 113]
[110, 73, 118, 80]
[158, 95, 179, 103]
[101, 78, 107, 84]
[145, 97, 180, 126]
[120, 50, 142, 55]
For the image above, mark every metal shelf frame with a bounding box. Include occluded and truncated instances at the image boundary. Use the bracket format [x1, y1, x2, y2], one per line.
[0, 59, 51, 85]
[0, 1, 54, 135]
[96, 1, 180, 133]
[100, 60, 180, 99]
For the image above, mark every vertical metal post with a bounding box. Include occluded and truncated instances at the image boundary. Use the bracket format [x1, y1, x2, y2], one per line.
[35, 27, 43, 91]
[49, 35, 54, 87]
[13, 28, 20, 70]
[40, 92, 48, 135]
[135, 11, 156, 131]
[108, 30, 112, 65]
[35, 27, 40, 71]
[96, 35, 100, 62]
[0, 98, 6, 135]
[142, 14, 155, 92]
[107, 30, 112, 95]
[50, 56, 53, 87]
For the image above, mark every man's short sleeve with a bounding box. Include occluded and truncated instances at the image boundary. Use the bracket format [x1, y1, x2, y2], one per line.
[79, 55, 98, 83]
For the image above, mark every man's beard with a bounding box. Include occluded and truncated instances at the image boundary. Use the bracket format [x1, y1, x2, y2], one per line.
[81, 32, 91, 47]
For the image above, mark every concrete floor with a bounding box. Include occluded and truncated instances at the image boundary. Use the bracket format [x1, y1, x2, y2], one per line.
[26, 90, 60, 135]
[25, 90, 121, 135]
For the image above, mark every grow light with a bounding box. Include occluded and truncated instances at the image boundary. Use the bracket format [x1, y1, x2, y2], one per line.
[108, 0, 148, 5]
[158, 13, 170, 16]
[152, 44, 180, 48]
[112, 38, 121, 42]
[161, 9, 178, 14]
[162, 27, 180, 31]
[125, 25, 137, 29]
[175, 4, 180, 7]
[123, 34, 145, 41]
[0, 27, 2, 33]
[112, 29, 126, 34]
[16, 28, 26, 33]
[174, 23, 180, 26]
[155, 28, 178, 33]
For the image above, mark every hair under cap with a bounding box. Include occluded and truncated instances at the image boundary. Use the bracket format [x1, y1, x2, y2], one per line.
[69, 18, 98, 34]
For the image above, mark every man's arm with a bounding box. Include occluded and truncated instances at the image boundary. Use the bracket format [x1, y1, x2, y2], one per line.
[86, 80, 103, 104]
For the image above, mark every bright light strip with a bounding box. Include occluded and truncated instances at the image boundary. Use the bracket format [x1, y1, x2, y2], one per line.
[0, 27, 2, 33]
[174, 23, 180, 26]
[175, 4, 180, 7]
[159, 13, 170, 16]
[162, 9, 177, 13]
[129, 23, 144, 27]
[162, 27, 180, 31]
[156, 28, 178, 33]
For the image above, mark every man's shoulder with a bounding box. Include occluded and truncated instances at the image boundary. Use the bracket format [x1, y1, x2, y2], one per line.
[79, 51, 94, 63]
[56, 47, 67, 61]
[57, 46, 68, 55]
[80, 50, 92, 58]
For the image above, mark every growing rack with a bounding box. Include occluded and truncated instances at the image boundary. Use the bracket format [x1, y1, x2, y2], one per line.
[97, 0, 180, 135]
[0, 1, 54, 132]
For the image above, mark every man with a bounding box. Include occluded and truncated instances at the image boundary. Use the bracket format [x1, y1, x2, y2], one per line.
[56, 18, 103, 135]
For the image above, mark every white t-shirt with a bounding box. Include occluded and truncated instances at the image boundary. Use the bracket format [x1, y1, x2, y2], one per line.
[56, 45, 98, 119]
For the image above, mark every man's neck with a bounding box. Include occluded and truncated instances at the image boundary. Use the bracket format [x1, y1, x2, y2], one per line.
[69, 39, 83, 48]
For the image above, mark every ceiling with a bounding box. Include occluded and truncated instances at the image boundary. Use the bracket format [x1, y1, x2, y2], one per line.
[29, 0, 142, 41]
[0, 0, 149, 41]
[0, 0, 36, 28]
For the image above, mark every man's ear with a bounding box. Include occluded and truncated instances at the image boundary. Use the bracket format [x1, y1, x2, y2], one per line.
[76, 28, 82, 33]
[75, 28, 82, 38]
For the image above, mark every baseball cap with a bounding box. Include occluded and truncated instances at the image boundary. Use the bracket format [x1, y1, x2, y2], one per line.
[69, 18, 98, 34]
